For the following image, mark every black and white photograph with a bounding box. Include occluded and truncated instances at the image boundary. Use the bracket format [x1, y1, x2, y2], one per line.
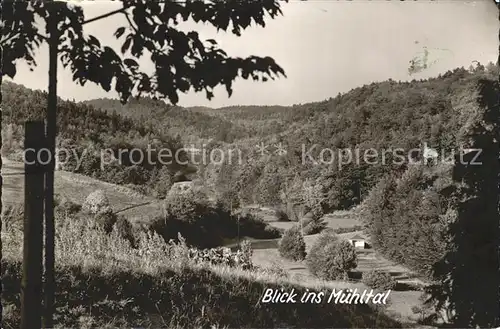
[1, 0, 499, 328]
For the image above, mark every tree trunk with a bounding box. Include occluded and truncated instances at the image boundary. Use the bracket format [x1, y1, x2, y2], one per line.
[0, 45, 3, 328]
[44, 4, 58, 327]
[21, 121, 46, 329]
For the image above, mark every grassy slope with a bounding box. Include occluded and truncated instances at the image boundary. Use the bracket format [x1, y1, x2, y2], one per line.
[2, 158, 163, 220]
[248, 228, 425, 324]
[1, 212, 401, 329]
[223, 206, 425, 323]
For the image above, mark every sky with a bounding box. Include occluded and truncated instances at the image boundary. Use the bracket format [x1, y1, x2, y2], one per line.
[6, 0, 499, 108]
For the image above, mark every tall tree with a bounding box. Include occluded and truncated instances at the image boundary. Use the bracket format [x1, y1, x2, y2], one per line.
[1, 0, 287, 326]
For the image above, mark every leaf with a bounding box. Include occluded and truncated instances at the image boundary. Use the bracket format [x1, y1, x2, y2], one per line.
[114, 27, 126, 39]
[121, 35, 133, 54]
[88, 35, 100, 48]
[124, 58, 139, 68]
[3, 61, 17, 78]
[131, 35, 144, 57]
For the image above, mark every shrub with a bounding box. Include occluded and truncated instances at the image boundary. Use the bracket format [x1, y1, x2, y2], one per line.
[94, 210, 118, 233]
[333, 225, 365, 234]
[238, 212, 282, 239]
[298, 211, 326, 235]
[55, 197, 82, 216]
[362, 270, 397, 290]
[306, 230, 336, 278]
[82, 190, 112, 214]
[307, 234, 357, 280]
[163, 191, 210, 224]
[113, 216, 136, 247]
[275, 208, 290, 222]
[300, 217, 326, 235]
[278, 227, 306, 261]
[187, 243, 254, 270]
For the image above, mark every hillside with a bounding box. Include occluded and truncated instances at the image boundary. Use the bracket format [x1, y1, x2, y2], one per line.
[83, 98, 254, 144]
[1, 81, 189, 199]
[194, 65, 499, 211]
[2, 64, 497, 328]
[4, 65, 497, 213]
[80, 66, 500, 214]
[2, 158, 162, 221]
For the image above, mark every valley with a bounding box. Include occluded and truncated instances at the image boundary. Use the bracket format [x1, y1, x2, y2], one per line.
[1, 63, 498, 328]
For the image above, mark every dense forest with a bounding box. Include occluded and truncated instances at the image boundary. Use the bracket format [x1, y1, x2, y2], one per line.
[2, 82, 188, 197]
[4, 64, 498, 211]
[84, 98, 254, 144]
[196, 64, 499, 215]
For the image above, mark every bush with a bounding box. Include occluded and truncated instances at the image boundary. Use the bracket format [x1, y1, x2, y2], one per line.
[163, 191, 210, 224]
[238, 212, 282, 239]
[307, 232, 357, 280]
[300, 217, 326, 235]
[188, 245, 254, 270]
[333, 225, 365, 234]
[113, 216, 136, 247]
[153, 195, 282, 249]
[306, 230, 337, 278]
[55, 197, 82, 216]
[94, 210, 118, 233]
[275, 209, 290, 222]
[278, 227, 306, 261]
[362, 270, 397, 290]
[82, 190, 112, 215]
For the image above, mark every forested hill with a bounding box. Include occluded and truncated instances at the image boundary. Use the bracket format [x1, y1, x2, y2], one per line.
[86, 64, 498, 151]
[2, 63, 497, 205]
[1, 81, 188, 198]
[193, 64, 499, 211]
[84, 98, 252, 144]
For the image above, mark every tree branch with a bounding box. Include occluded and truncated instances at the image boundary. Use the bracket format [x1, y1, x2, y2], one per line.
[123, 11, 139, 34]
[82, 6, 129, 25]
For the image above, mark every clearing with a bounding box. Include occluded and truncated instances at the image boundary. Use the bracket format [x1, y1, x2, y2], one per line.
[233, 206, 427, 325]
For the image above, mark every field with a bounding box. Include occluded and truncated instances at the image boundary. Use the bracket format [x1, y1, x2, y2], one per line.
[230, 207, 427, 324]
[268, 211, 364, 231]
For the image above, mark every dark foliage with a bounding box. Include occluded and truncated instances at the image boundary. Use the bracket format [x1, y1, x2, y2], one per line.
[362, 270, 397, 291]
[152, 194, 280, 248]
[334, 225, 364, 234]
[2, 1, 286, 104]
[278, 227, 306, 261]
[307, 233, 357, 281]
[427, 78, 500, 328]
[93, 211, 119, 234]
[113, 216, 136, 248]
[205, 66, 498, 212]
[275, 208, 290, 222]
[363, 166, 450, 276]
[2, 82, 186, 196]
